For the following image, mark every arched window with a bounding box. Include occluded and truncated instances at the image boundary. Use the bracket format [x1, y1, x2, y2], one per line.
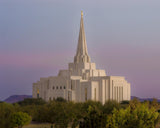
[60, 86, 62, 89]
[56, 86, 58, 89]
[53, 86, 55, 90]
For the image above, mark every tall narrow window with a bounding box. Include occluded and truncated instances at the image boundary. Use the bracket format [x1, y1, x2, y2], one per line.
[94, 88, 96, 101]
[117, 86, 118, 102]
[85, 88, 87, 101]
[114, 87, 116, 100]
[68, 93, 70, 101]
[47, 80, 50, 89]
[122, 87, 123, 101]
[71, 80, 72, 90]
[112, 80, 114, 100]
[37, 89, 39, 98]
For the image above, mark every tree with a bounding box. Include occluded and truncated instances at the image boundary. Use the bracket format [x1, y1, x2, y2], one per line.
[121, 100, 130, 105]
[11, 112, 31, 128]
[129, 98, 141, 111]
[150, 98, 159, 109]
[107, 103, 160, 128]
[0, 102, 15, 128]
[17, 98, 46, 106]
[79, 104, 106, 128]
[103, 100, 120, 115]
[55, 97, 67, 102]
[51, 102, 73, 128]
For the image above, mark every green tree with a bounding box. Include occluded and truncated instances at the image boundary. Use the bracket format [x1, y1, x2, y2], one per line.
[17, 98, 46, 106]
[107, 103, 159, 128]
[0, 102, 15, 128]
[53, 102, 73, 128]
[129, 98, 141, 111]
[11, 112, 31, 128]
[79, 104, 106, 128]
[103, 100, 120, 115]
[34, 101, 76, 128]
[31, 104, 49, 122]
[150, 98, 159, 110]
[55, 97, 67, 102]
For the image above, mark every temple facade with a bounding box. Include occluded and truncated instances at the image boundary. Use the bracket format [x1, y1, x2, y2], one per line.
[32, 12, 131, 104]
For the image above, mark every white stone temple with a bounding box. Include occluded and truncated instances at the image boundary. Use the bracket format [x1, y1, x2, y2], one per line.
[32, 12, 131, 104]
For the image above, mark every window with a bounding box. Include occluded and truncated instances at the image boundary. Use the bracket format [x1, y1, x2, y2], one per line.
[64, 86, 66, 89]
[47, 84, 49, 89]
[60, 86, 62, 89]
[68, 93, 70, 101]
[47, 80, 50, 89]
[94, 88, 96, 101]
[85, 88, 87, 101]
[56, 86, 58, 89]
[53, 86, 55, 90]
[71, 81, 73, 90]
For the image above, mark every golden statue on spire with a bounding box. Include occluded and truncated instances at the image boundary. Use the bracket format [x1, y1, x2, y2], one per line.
[81, 11, 83, 17]
[37, 89, 39, 94]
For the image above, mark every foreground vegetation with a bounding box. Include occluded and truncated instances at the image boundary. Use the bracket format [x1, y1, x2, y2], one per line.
[23, 124, 51, 128]
[0, 98, 160, 128]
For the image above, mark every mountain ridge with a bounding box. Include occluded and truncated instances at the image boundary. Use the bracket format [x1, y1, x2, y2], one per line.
[4, 95, 32, 103]
[3, 95, 160, 103]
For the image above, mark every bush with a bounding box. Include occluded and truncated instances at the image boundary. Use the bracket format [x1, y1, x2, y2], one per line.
[11, 112, 31, 128]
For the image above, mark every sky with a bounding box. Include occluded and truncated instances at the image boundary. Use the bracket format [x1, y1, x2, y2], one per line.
[0, 0, 160, 100]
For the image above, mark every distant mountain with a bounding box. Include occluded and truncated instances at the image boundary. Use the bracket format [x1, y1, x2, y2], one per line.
[4, 95, 32, 103]
[3, 95, 160, 104]
[131, 96, 160, 102]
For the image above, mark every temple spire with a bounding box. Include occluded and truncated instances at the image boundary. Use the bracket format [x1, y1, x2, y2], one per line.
[74, 11, 91, 63]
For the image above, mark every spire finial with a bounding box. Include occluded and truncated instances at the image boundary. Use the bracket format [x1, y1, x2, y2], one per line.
[81, 11, 83, 17]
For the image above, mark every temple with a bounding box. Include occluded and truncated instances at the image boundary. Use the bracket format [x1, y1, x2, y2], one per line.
[32, 12, 131, 104]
